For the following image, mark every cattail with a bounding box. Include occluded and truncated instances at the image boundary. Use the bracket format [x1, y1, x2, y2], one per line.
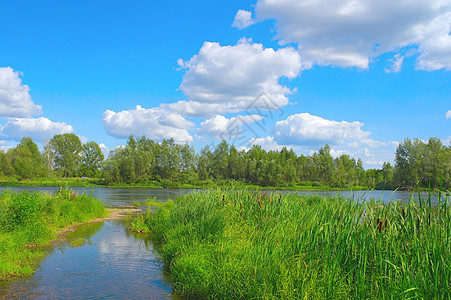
[402, 208, 406, 219]
[377, 218, 382, 233]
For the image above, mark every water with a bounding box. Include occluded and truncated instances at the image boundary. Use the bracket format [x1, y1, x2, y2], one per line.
[0, 186, 442, 205]
[0, 186, 443, 299]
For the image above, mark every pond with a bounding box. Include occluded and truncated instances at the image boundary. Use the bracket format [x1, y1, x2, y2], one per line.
[0, 186, 443, 299]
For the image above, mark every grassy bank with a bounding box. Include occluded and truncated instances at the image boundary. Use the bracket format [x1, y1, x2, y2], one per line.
[0, 189, 107, 280]
[133, 190, 450, 299]
[0, 177, 366, 191]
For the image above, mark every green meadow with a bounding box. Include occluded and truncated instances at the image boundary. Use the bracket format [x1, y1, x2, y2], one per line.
[0, 189, 106, 280]
[133, 190, 450, 299]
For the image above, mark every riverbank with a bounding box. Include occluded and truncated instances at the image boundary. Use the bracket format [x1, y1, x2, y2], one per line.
[0, 190, 109, 281]
[0, 177, 369, 191]
[133, 190, 450, 299]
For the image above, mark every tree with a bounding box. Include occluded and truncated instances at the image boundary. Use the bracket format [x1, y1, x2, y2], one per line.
[80, 141, 104, 177]
[47, 133, 82, 177]
[11, 137, 46, 179]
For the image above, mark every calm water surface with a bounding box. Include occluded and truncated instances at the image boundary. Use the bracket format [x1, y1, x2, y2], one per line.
[0, 186, 443, 299]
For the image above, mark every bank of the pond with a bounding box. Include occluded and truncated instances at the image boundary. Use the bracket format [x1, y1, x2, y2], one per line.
[0, 178, 369, 192]
[133, 190, 450, 299]
[0, 189, 109, 281]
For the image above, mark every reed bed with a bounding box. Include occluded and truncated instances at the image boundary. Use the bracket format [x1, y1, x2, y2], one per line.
[135, 190, 450, 299]
[0, 189, 106, 280]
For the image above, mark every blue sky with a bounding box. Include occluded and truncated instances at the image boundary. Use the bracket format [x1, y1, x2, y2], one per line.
[0, 0, 450, 168]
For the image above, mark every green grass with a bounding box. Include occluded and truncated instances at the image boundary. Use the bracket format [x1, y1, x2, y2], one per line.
[0, 189, 107, 280]
[132, 190, 450, 299]
[1, 177, 366, 191]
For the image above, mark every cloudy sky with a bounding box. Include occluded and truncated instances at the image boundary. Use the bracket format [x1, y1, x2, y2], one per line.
[1, 0, 450, 168]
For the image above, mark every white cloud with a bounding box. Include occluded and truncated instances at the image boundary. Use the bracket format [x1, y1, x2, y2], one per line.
[102, 105, 194, 143]
[384, 54, 405, 73]
[0, 117, 73, 142]
[0, 67, 42, 117]
[248, 136, 285, 151]
[446, 110, 451, 119]
[274, 113, 370, 145]
[171, 39, 302, 117]
[232, 9, 255, 29]
[198, 114, 264, 139]
[252, 0, 451, 70]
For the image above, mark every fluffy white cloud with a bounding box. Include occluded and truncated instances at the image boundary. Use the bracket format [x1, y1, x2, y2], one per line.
[232, 9, 255, 29]
[0, 117, 73, 142]
[446, 110, 451, 119]
[102, 105, 194, 143]
[273, 113, 370, 145]
[198, 114, 264, 139]
[172, 39, 302, 117]
[248, 136, 285, 151]
[252, 0, 451, 70]
[0, 67, 42, 117]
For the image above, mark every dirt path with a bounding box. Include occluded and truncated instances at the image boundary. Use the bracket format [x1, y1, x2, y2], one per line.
[55, 208, 141, 237]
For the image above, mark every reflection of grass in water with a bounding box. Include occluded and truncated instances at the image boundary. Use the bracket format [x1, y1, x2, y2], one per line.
[63, 222, 104, 249]
[134, 190, 450, 299]
[69, 238, 85, 247]
[0, 189, 106, 280]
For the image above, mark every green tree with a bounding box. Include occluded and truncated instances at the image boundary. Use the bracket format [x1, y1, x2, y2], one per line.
[11, 137, 46, 179]
[80, 141, 104, 177]
[47, 133, 82, 177]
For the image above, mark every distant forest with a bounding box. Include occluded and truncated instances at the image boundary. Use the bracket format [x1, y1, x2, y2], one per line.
[0, 133, 450, 189]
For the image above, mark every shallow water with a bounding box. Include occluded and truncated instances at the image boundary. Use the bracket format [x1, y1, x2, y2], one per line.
[0, 220, 174, 299]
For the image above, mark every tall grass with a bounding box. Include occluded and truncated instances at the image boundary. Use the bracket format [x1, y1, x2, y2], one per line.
[0, 189, 106, 280]
[134, 190, 450, 299]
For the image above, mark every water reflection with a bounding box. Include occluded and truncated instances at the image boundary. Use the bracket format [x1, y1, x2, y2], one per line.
[0, 220, 172, 299]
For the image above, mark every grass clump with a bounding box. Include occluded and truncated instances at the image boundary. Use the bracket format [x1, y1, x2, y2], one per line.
[0, 189, 106, 280]
[133, 190, 450, 299]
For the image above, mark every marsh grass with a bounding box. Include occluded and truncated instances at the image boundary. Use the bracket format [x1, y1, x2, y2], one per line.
[0, 189, 106, 280]
[133, 190, 450, 299]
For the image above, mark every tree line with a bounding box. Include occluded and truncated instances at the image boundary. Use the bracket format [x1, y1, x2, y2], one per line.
[0, 134, 449, 189]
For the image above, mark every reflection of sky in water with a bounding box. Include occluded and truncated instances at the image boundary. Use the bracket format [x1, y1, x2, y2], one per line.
[0, 221, 172, 299]
[0, 187, 443, 205]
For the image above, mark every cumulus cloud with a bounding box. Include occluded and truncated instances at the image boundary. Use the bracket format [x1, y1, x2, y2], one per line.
[248, 136, 285, 151]
[0, 117, 73, 142]
[171, 39, 302, 117]
[102, 105, 194, 143]
[273, 113, 371, 145]
[446, 110, 451, 119]
[232, 9, 255, 29]
[251, 0, 451, 70]
[198, 114, 264, 139]
[0, 67, 42, 117]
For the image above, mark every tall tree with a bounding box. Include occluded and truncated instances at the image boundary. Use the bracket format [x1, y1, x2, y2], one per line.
[80, 141, 104, 177]
[48, 133, 82, 177]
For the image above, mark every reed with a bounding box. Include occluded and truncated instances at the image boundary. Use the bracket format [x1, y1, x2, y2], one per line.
[134, 190, 450, 299]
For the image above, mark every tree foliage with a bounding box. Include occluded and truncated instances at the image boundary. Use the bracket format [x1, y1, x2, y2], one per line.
[0, 134, 449, 189]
